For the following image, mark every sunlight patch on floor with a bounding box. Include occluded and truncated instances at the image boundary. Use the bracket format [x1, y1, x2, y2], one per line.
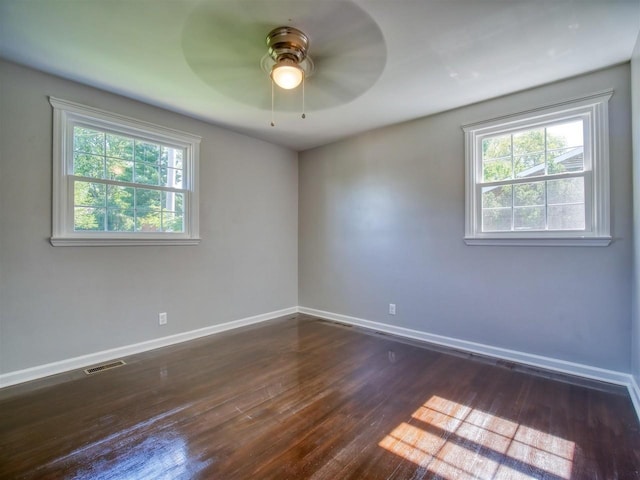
[378, 395, 575, 480]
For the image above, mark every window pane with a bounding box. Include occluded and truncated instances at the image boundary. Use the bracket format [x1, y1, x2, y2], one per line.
[482, 208, 512, 232]
[162, 211, 184, 232]
[106, 158, 133, 182]
[514, 206, 545, 230]
[162, 192, 184, 214]
[547, 120, 583, 174]
[482, 184, 513, 232]
[73, 153, 105, 179]
[483, 157, 512, 182]
[514, 153, 545, 178]
[160, 146, 184, 169]
[135, 163, 159, 185]
[74, 127, 104, 155]
[547, 177, 584, 205]
[135, 141, 161, 164]
[547, 177, 585, 230]
[107, 185, 134, 208]
[161, 167, 183, 188]
[482, 135, 511, 160]
[548, 147, 584, 174]
[107, 208, 134, 232]
[106, 134, 133, 160]
[135, 188, 161, 211]
[514, 182, 544, 207]
[74, 181, 105, 207]
[136, 209, 161, 232]
[548, 204, 585, 230]
[174, 149, 184, 169]
[482, 185, 512, 208]
[74, 207, 105, 231]
[547, 120, 583, 148]
[513, 128, 544, 156]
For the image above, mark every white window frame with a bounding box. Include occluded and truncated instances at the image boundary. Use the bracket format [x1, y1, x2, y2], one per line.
[50, 97, 201, 246]
[463, 90, 612, 247]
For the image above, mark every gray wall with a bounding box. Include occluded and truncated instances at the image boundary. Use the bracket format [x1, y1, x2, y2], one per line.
[1, 58, 635, 378]
[0, 60, 298, 374]
[632, 33, 640, 384]
[299, 64, 633, 372]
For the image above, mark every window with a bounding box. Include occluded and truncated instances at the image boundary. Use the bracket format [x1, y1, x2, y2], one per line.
[463, 91, 612, 246]
[50, 97, 201, 246]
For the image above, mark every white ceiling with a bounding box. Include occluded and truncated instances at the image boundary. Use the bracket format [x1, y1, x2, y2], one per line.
[1, 0, 639, 151]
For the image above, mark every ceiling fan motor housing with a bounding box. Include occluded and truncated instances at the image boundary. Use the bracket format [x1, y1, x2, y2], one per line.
[266, 26, 309, 64]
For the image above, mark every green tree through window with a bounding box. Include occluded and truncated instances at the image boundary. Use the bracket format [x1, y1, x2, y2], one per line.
[72, 126, 185, 233]
[480, 121, 585, 232]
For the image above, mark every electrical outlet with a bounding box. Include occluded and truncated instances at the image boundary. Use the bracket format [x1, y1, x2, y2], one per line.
[159, 312, 167, 325]
[389, 303, 396, 315]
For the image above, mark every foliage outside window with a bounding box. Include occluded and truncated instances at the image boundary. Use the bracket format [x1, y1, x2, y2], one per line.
[463, 91, 612, 246]
[50, 97, 201, 246]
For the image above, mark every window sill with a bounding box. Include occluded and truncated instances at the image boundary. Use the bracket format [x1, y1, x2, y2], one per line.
[50, 236, 201, 247]
[464, 236, 612, 247]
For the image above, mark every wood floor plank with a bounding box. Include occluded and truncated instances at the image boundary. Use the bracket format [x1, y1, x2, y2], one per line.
[1, 314, 639, 479]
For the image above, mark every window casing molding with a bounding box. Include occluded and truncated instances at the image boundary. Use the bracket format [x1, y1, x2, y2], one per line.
[462, 90, 612, 246]
[50, 97, 201, 246]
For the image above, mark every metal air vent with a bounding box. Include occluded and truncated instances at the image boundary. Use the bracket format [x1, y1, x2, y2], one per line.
[84, 360, 126, 375]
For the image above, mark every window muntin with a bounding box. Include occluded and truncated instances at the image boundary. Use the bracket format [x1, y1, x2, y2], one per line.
[463, 91, 611, 246]
[50, 97, 201, 246]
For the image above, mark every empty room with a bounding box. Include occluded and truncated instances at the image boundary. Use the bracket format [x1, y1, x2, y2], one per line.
[1, 0, 640, 478]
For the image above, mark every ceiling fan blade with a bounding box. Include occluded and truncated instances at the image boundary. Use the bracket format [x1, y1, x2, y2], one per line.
[181, 0, 386, 112]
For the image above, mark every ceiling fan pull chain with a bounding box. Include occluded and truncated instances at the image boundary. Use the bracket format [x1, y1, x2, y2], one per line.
[270, 80, 275, 127]
[302, 75, 306, 119]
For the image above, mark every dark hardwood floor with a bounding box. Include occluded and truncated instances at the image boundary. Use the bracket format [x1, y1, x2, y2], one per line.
[1, 314, 639, 479]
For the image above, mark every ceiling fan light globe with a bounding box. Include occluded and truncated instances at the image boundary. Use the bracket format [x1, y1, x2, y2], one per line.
[271, 64, 304, 90]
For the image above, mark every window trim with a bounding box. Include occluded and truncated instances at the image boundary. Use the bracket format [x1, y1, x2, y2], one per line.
[462, 90, 612, 247]
[50, 97, 201, 246]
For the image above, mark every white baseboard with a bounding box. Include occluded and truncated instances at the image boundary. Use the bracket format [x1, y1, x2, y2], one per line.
[298, 306, 629, 385]
[0, 307, 297, 388]
[3, 305, 639, 424]
[298, 306, 640, 422]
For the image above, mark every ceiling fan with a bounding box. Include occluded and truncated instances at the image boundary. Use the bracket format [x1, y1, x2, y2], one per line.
[263, 26, 313, 91]
[263, 25, 313, 124]
[181, 0, 386, 115]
